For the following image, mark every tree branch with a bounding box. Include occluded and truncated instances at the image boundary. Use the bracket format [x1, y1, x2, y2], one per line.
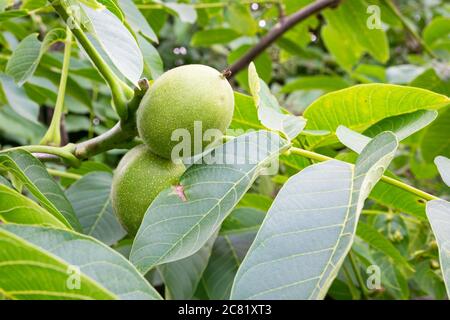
[226, 0, 341, 78]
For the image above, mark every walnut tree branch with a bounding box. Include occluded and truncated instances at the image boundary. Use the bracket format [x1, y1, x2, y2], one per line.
[226, 0, 341, 78]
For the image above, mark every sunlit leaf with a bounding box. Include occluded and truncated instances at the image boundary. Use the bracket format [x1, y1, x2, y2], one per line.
[304, 84, 449, 148]
[0, 224, 162, 300]
[0, 184, 67, 229]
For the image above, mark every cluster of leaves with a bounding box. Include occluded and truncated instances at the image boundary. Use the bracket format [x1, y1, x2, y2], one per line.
[0, 0, 449, 300]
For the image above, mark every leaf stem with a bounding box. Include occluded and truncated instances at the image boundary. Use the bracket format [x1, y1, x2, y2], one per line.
[383, 0, 438, 59]
[50, 0, 133, 120]
[40, 26, 72, 146]
[1, 144, 80, 167]
[47, 169, 82, 180]
[289, 146, 439, 201]
[137, 0, 281, 10]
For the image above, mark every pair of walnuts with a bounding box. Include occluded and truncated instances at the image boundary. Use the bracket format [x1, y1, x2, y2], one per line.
[112, 64, 235, 235]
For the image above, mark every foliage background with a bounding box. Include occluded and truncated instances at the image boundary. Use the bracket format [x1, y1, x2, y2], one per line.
[0, 0, 449, 300]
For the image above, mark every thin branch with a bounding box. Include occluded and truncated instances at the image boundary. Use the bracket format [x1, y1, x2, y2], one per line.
[50, 0, 133, 120]
[289, 146, 439, 201]
[383, 0, 438, 59]
[226, 0, 341, 78]
[137, 0, 280, 10]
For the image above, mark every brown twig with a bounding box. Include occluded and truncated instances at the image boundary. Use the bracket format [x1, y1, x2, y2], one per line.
[226, 0, 341, 78]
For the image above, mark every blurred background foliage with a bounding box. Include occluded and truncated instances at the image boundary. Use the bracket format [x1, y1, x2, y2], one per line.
[0, 0, 449, 299]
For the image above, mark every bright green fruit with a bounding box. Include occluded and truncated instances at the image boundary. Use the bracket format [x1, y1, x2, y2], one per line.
[137, 64, 235, 160]
[111, 145, 185, 235]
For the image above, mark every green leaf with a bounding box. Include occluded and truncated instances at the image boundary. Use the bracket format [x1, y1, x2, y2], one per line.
[61, 161, 112, 187]
[159, 234, 216, 300]
[336, 110, 438, 153]
[0, 184, 67, 228]
[220, 207, 266, 235]
[21, 0, 47, 10]
[0, 10, 27, 22]
[155, 1, 197, 24]
[79, 0, 105, 10]
[281, 76, 350, 93]
[6, 29, 67, 86]
[191, 28, 240, 46]
[118, 0, 158, 43]
[248, 63, 306, 141]
[138, 34, 163, 79]
[237, 193, 273, 212]
[414, 260, 447, 300]
[98, 0, 124, 21]
[0, 150, 81, 231]
[231, 132, 398, 299]
[0, 74, 40, 123]
[386, 65, 425, 85]
[130, 131, 289, 274]
[410, 68, 450, 96]
[0, 175, 12, 187]
[337, 152, 427, 220]
[229, 92, 264, 131]
[303, 84, 450, 148]
[426, 200, 450, 297]
[0, 224, 162, 300]
[423, 17, 450, 49]
[356, 222, 413, 273]
[82, 4, 143, 86]
[369, 176, 427, 220]
[321, 0, 389, 70]
[199, 232, 256, 300]
[225, 4, 257, 36]
[5, 34, 41, 85]
[66, 172, 126, 245]
[435, 156, 450, 186]
[0, 106, 45, 145]
[421, 107, 450, 162]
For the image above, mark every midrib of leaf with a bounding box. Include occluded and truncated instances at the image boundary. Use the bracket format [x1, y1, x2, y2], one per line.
[0, 228, 117, 299]
[310, 167, 355, 299]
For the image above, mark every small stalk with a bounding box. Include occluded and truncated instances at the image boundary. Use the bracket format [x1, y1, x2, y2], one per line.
[289, 146, 439, 201]
[40, 26, 72, 146]
[47, 169, 82, 180]
[137, 0, 281, 10]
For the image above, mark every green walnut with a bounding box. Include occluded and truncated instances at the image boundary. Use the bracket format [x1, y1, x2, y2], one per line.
[111, 145, 185, 235]
[137, 64, 235, 160]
